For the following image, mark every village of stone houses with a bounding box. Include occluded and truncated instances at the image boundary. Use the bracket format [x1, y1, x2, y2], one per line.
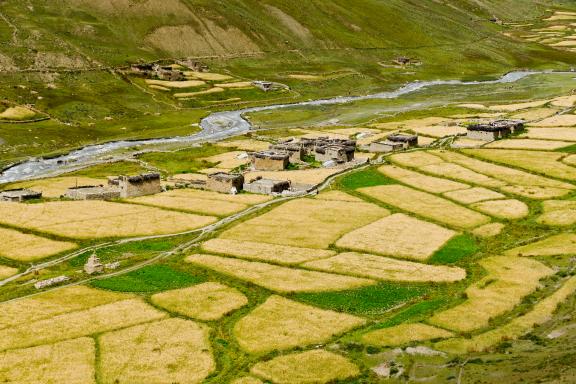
[2, 1, 576, 383]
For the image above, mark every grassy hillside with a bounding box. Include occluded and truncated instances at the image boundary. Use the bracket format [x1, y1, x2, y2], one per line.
[0, 0, 575, 166]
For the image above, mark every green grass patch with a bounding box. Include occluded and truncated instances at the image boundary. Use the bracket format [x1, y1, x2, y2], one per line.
[137, 144, 231, 175]
[91, 264, 204, 293]
[377, 297, 450, 328]
[69, 238, 178, 268]
[429, 234, 478, 264]
[68, 161, 147, 178]
[294, 282, 428, 317]
[556, 144, 576, 153]
[338, 168, 396, 190]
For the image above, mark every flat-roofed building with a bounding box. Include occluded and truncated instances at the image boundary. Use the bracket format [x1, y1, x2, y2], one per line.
[206, 172, 244, 194]
[249, 151, 290, 171]
[0, 188, 42, 202]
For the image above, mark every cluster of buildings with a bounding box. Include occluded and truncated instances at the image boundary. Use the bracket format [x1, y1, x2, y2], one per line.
[64, 173, 162, 201]
[466, 120, 524, 141]
[250, 137, 358, 171]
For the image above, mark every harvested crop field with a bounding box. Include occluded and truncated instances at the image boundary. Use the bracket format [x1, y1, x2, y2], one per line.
[251, 350, 359, 384]
[0, 286, 130, 330]
[233, 295, 365, 354]
[186, 254, 374, 293]
[175, 87, 224, 98]
[0, 338, 95, 384]
[151, 282, 247, 321]
[420, 162, 506, 188]
[362, 323, 453, 347]
[201, 238, 335, 265]
[537, 203, 576, 226]
[0, 299, 167, 351]
[0, 106, 36, 120]
[186, 71, 233, 81]
[522, 127, 576, 141]
[232, 377, 263, 384]
[529, 114, 576, 127]
[432, 151, 574, 189]
[0, 265, 17, 279]
[0, 201, 217, 239]
[429, 256, 553, 332]
[358, 185, 490, 229]
[99, 318, 214, 384]
[463, 149, 576, 181]
[484, 139, 572, 150]
[0, 227, 77, 262]
[314, 190, 364, 202]
[499, 185, 572, 199]
[378, 165, 469, 193]
[410, 125, 467, 138]
[389, 152, 445, 168]
[302, 252, 466, 282]
[145, 79, 206, 88]
[244, 168, 341, 186]
[216, 138, 270, 151]
[511, 108, 561, 121]
[335, 213, 456, 260]
[472, 222, 505, 238]
[505, 233, 576, 257]
[443, 187, 504, 204]
[9, 176, 106, 198]
[220, 198, 389, 249]
[471, 199, 529, 220]
[128, 189, 264, 216]
[436, 276, 576, 354]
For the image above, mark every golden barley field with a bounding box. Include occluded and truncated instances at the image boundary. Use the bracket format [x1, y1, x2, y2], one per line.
[303, 252, 466, 282]
[0, 286, 131, 330]
[99, 318, 214, 384]
[429, 256, 553, 332]
[185, 254, 374, 293]
[0, 299, 167, 351]
[0, 227, 77, 262]
[0, 201, 217, 239]
[362, 323, 454, 347]
[251, 350, 360, 384]
[151, 282, 248, 321]
[220, 198, 389, 249]
[0, 337, 95, 384]
[233, 295, 365, 354]
[359, 185, 490, 229]
[436, 276, 576, 354]
[201, 238, 336, 265]
[378, 165, 469, 193]
[335, 213, 456, 260]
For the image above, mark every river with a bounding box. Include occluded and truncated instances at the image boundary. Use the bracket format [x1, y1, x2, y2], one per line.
[0, 71, 551, 184]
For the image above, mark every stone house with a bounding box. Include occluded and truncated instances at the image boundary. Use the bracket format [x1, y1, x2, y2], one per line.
[315, 143, 356, 163]
[253, 81, 274, 91]
[206, 172, 244, 194]
[243, 177, 291, 195]
[467, 120, 524, 141]
[249, 151, 290, 171]
[65, 185, 121, 200]
[116, 173, 162, 198]
[369, 140, 404, 153]
[0, 188, 42, 202]
[387, 133, 418, 149]
[269, 143, 304, 162]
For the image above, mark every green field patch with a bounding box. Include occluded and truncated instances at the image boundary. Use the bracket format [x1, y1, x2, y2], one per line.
[429, 234, 478, 264]
[69, 161, 147, 178]
[556, 144, 576, 153]
[377, 297, 451, 328]
[69, 238, 179, 268]
[294, 282, 428, 317]
[338, 168, 396, 190]
[137, 144, 231, 174]
[91, 265, 204, 293]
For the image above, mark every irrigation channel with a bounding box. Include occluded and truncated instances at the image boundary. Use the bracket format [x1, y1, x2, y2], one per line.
[0, 70, 556, 184]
